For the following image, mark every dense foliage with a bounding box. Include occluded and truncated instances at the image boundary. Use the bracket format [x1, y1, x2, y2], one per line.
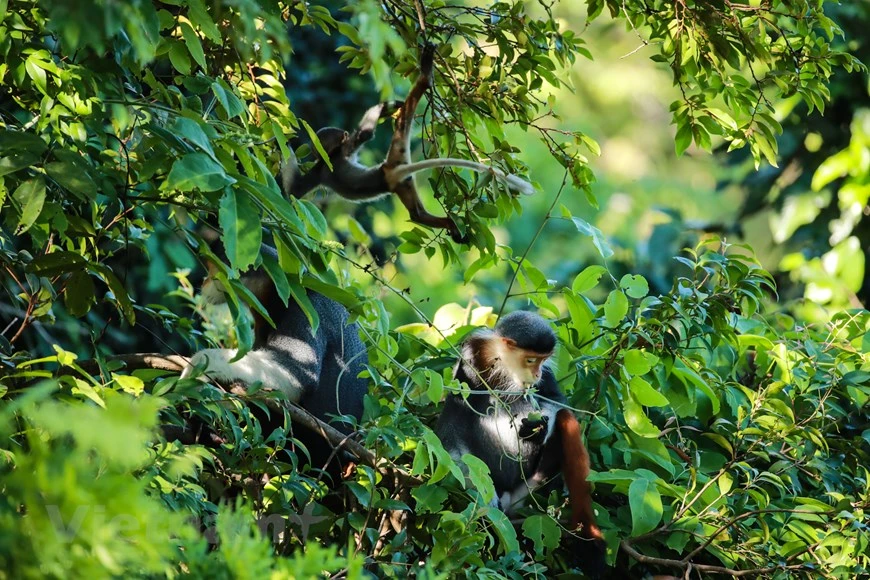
[1, 0, 868, 578]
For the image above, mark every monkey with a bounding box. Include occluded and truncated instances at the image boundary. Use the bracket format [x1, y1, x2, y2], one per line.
[279, 44, 535, 244]
[180, 241, 369, 474]
[435, 311, 606, 576]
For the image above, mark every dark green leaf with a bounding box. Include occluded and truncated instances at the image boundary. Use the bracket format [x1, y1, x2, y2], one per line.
[64, 270, 96, 317]
[484, 506, 520, 555]
[0, 151, 38, 177]
[27, 251, 87, 276]
[11, 176, 46, 234]
[165, 153, 235, 192]
[522, 514, 561, 556]
[288, 279, 319, 334]
[87, 263, 135, 325]
[46, 161, 97, 199]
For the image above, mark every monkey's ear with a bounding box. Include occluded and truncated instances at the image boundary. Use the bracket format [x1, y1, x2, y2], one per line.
[501, 337, 518, 349]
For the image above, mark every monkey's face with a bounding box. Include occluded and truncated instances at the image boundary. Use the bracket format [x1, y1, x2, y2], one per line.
[500, 338, 552, 388]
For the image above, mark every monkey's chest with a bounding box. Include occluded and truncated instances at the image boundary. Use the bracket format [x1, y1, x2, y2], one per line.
[481, 399, 558, 457]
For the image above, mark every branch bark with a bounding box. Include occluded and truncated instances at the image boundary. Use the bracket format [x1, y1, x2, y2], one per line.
[97, 352, 421, 489]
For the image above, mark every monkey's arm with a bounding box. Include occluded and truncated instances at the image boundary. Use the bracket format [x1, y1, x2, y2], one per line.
[181, 348, 311, 402]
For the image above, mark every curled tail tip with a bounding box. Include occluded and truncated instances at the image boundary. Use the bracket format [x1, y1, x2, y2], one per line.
[506, 175, 535, 195]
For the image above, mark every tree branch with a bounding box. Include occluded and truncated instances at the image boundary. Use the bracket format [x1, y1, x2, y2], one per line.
[100, 352, 422, 489]
[621, 538, 813, 577]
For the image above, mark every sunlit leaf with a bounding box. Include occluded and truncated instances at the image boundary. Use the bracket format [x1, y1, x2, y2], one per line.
[572, 265, 608, 294]
[219, 188, 262, 272]
[604, 289, 628, 327]
[165, 153, 235, 192]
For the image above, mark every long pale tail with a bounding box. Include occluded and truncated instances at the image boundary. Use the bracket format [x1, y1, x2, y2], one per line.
[391, 158, 535, 195]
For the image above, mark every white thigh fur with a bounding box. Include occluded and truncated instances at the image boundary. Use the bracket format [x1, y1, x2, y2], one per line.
[180, 348, 305, 402]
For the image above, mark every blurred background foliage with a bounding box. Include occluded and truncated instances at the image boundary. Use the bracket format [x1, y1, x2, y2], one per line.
[1, 0, 869, 577]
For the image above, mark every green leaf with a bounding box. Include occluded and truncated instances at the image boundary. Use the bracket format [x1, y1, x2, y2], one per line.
[755, 132, 779, 168]
[811, 151, 850, 192]
[218, 188, 262, 272]
[64, 270, 95, 317]
[27, 251, 87, 276]
[673, 363, 720, 414]
[170, 117, 216, 160]
[295, 199, 328, 238]
[675, 119, 693, 156]
[212, 79, 246, 119]
[572, 265, 607, 294]
[236, 175, 305, 235]
[112, 373, 144, 396]
[623, 397, 659, 437]
[302, 278, 357, 310]
[426, 371, 444, 404]
[0, 151, 38, 177]
[188, 0, 221, 43]
[484, 506, 520, 555]
[224, 282, 254, 359]
[180, 22, 207, 70]
[11, 176, 46, 234]
[69, 377, 105, 407]
[411, 484, 448, 514]
[628, 477, 663, 536]
[168, 39, 191, 74]
[288, 279, 320, 334]
[46, 161, 97, 199]
[623, 349, 658, 376]
[620, 274, 649, 299]
[87, 263, 135, 325]
[302, 120, 334, 170]
[0, 129, 47, 155]
[522, 514, 561, 556]
[604, 289, 628, 327]
[25, 54, 48, 95]
[227, 277, 274, 331]
[628, 376, 670, 407]
[461, 453, 495, 505]
[165, 153, 235, 192]
[260, 252, 291, 306]
[571, 217, 613, 259]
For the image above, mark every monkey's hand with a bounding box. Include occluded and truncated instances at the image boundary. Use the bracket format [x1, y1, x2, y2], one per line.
[519, 413, 549, 444]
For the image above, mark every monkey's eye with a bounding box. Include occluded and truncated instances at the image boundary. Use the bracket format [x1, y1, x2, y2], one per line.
[525, 357, 538, 365]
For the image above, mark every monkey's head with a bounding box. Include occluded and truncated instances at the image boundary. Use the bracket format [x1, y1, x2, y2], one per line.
[492, 311, 556, 388]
